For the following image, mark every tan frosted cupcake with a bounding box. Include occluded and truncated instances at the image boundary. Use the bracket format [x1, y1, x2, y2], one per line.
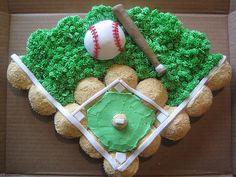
[74, 77, 105, 106]
[103, 153, 139, 177]
[7, 61, 32, 90]
[28, 85, 56, 116]
[161, 106, 191, 141]
[104, 64, 138, 88]
[136, 78, 168, 108]
[186, 86, 213, 117]
[54, 103, 87, 138]
[138, 127, 161, 158]
[79, 132, 102, 159]
[206, 61, 232, 91]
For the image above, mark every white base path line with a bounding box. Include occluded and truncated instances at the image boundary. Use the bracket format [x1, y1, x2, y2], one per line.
[11, 54, 226, 171]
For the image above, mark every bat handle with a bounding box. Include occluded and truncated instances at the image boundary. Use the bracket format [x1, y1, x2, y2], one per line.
[113, 4, 166, 75]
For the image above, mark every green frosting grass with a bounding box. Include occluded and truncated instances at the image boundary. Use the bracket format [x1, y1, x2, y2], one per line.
[22, 5, 222, 106]
[87, 91, 155, 152]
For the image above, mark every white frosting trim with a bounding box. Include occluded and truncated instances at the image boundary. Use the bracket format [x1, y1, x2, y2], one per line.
[116, 152, 126, 164]
[71, 79, 120, 116]
[74, 110, 85, 122]
[117, 55, 226, 171]
[114, 82, 126, 92]
[11, 53, 226, 172]
[118, 80, 169, 117]
[156, 112, 168, 123]
[71, 79, 169, 117]
[11, 54, 119, 170]
[155, 64, 166, 74]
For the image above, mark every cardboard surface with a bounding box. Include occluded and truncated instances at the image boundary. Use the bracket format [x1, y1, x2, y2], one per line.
[229, 10, 236, 175]
[231, 0, 236, 11]
[5, 13, 232, 176]
[0, 0, 8, 12]
[8, 0, 229, 14]
[0, 11, 9, 173]
[3, 175, 236, 177]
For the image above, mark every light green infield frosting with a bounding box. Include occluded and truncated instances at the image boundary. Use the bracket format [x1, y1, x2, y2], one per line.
[87, 91, 155, 152]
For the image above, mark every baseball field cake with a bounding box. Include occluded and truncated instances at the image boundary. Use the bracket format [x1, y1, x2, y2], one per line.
[7, 4, 232, 177]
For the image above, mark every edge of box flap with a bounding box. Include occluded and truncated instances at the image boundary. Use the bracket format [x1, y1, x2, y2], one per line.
[231, 0, 236, 12]
[7, 0, 229, 14]
[228, 10, 236, 175]
[1, 174, 235, 177]
[0, 11, 10, 173]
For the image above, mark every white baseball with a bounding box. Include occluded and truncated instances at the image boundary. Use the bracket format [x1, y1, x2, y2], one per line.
[84, 20, 126, 60]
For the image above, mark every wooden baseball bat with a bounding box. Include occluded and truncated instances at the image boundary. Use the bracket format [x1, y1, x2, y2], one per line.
[112, 4, 166, 75]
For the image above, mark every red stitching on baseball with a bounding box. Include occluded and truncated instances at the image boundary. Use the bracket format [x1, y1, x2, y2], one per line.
[89, 25, 100, 58]
[112, 22, 124, 52]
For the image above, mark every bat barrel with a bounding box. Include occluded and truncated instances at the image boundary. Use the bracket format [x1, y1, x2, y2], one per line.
[112, 4, 166, 75]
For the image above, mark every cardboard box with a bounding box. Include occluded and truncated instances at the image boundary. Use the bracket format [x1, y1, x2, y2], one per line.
[0, 0, 235, 176]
